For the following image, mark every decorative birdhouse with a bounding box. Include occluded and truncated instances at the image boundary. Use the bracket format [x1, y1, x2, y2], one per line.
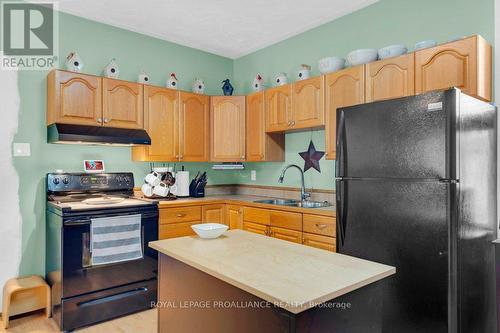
[252, 73, 264, 92]
[65, 52, 84, 72]
[103, 58, 120, 79]
[192, 78, 205, 94]
[274, 72, 288, 86]
[166, 73, 178, 89]
[297, 64, 311, 81]
[221, 79, 234, 96]
[138, 71, 150, 84]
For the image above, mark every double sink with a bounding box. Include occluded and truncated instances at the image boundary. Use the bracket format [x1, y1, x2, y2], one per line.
[253, 199, 332, 209]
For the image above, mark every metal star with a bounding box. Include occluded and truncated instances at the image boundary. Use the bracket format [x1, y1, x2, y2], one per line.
[299, 140, 325, 172]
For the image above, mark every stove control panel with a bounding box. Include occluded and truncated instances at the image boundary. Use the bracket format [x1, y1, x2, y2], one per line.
[47, 173, 134, 193]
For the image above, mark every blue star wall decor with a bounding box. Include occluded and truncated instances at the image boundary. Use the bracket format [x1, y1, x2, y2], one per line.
[299, 140, 325, 172]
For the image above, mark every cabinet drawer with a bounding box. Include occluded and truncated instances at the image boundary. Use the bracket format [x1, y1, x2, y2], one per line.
[270, 226, 302, 244]
[160, 206, 202, 224]
[303, 215, 336, 237]
[269, 210, 302, 231]
[159, 221, 197, 239]
[242, 207, 270, 225]
[302, 233, 336, 252]
[242, 221, 268, 236]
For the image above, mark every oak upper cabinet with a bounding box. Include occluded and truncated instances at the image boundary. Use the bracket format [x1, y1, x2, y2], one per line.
[415, 35, 492, 101]
[291, 76, 325, 129]
[246, 92, 285, 162]
[132, 86, 178, 161]
[102, 78, 144, 129]
[210, 96, 246, 162]
[179, 92, 210, 162]
[226, 205, 243, 229]
[265, 84, 292, 132]
[47, 70, 102, 125]
[366, 54, 415, 102]
[202, 204, 226, 225]
[324, 66, 365, 160]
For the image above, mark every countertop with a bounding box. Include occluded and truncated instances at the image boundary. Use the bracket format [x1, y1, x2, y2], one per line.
[149, 230, 395, 314]
[138, 194, 336, 217]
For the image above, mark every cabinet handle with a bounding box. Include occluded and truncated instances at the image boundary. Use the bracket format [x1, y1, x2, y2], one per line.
[176, 213, 186, 218]
[104, 118, 110, 123]
[175, 155, 179, 159]
[291, 121, 295, 126]
[316, 223, 327, 229]
[179, 155, 183, 160]
[97, 118, 102, 123]
[241, 155, 245, 159]
[287, 121, 292, 126]
[325, 152, 328, 156]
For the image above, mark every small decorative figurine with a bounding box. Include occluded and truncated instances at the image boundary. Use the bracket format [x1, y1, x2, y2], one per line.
[65, 52, 84, 72]
[252, 73, 264, 92]
[221, 79, 234, 96]
[166, 73, 178, 89]
[192, 78, 205, 94]
[138, 71, 150, 84]
[297, 64, 311, 80]
[274, 72, 288, 86]
[103, 58, 120, 79]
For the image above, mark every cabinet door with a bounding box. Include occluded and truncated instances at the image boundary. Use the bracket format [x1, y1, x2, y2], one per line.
[202, 204, 226, 225]
[179, 92, 210, 162]
[269, 226, 302, 244]
[47, 70, 102, 126]
[132, 86, 178, 161]
[210, 96, 246, 162]
[269, 210, 302, 231]
[264, 85, 292, 132]
[302, 232, 336, 252]
[324, 66, 365, 160]
[366, 54, 415, 102]
[226, 205, 243, 229]
[102, 78, 144, 129]
[291, 76, 325, 129]
[159, 222, 197, 239]
[242, 221, 268, 236]
[246, 92, 285, 162]
[415, 35, 491, 101]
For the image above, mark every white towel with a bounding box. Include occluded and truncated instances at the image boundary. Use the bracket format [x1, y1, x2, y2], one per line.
[91, 214, 143, 266]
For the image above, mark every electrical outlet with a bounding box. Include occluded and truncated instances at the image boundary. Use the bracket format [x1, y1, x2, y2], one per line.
[13, 143, 31, 157]
[251, 170, 256, 181]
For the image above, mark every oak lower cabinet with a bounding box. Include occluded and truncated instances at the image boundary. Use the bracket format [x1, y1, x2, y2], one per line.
[269, 226, 302, 244]
[365, 54, 415, 102]
[291, 76, 325, 129]
[158, 206, 202, 239]
[102, 78, 144, 129]
[265, 84, 292, 132]
[179, 92, 210, 162]
[246, 92, 285, 162]
[226, 205, 243, 229]
[202, 204, 226, 225]
[415, 35, 491, 101]
[302, 214, 336, 252]
[302, 233, 336, 252]
[132, 86, 178, 161]
[47, 70, 102, 125]
[242, 221, 268, 236]
[210, 96, 246, 161]
[324, 66, 365, 160]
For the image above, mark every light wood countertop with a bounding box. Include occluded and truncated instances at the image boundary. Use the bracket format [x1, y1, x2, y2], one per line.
[149, 230, 395, 314]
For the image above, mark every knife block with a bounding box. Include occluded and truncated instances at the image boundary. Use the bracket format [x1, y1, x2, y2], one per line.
[190, 187, 205, 198]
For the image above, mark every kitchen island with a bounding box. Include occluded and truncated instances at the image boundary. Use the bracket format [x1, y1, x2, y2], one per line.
[149, 230, 395, 333]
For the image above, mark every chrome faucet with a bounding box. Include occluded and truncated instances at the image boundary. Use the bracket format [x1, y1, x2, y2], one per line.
[278, 164, 311, 201]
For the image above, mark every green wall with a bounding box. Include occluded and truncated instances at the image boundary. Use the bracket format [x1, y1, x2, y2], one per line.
[13, 11, 235, 276]
[232, 0, 495, 189]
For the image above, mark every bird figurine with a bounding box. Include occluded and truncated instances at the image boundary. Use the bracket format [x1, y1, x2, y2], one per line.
[221, 79, 234, 96]
[166, 73, 178, 89]
[192, 78, 205, 94]
[103, 58, 120, 79]
[64, 52, 84, 72]
[252, 73, 264, 92]
[138, 70, 150, 84]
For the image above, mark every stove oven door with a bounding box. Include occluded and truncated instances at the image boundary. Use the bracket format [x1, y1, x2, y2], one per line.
[61, 206, 158, 299]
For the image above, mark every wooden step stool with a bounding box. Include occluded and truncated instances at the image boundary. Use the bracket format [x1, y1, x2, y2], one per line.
[2, 275, 51, 329]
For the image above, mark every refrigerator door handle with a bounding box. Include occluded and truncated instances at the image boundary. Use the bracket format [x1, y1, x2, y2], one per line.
[335, 111, 346, 178]
[336, 180, 347, 250]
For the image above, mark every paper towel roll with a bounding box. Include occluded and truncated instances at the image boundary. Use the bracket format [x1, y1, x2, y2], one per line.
[175, 171, 190, 197]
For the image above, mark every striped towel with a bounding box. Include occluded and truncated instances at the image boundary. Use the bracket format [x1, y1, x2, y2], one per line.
[91, 214, 143, 266]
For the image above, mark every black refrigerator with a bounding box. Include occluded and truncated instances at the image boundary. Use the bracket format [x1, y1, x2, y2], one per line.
[335, 88, 497, 332]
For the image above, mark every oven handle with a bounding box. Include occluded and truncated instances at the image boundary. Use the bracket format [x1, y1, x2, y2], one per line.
[64, 211, 158, 226]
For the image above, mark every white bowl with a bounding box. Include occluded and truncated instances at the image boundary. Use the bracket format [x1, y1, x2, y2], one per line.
[414, 40, 437, 50]
[346, 49, 378, 66]
[378, 44, 408, 60]
[191, 223, 228, 239]
[318, 57, 345, 74]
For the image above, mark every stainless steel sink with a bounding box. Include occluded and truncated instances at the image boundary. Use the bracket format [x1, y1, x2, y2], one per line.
[253, 199, 332, 209]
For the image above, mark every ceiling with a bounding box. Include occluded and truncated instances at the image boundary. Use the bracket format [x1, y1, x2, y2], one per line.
[54, 0, 378, 59]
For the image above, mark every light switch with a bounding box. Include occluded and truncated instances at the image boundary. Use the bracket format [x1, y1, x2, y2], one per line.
[251, 170, 256, 181]
[13, 143, 31, 157]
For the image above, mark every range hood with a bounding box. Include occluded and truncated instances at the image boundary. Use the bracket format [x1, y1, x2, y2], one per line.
[47, 123, 151, 146]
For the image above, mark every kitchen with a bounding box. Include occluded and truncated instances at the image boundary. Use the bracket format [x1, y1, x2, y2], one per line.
[0, 0, 498, 332]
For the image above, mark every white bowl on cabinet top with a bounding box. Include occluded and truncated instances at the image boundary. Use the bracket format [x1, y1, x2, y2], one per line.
[346, 49, 378, 66]
[191, 223, 228, 239]
[414, 40, 437, 50]
[378, 44, 408, 60]
[318, 57, 345, 74]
